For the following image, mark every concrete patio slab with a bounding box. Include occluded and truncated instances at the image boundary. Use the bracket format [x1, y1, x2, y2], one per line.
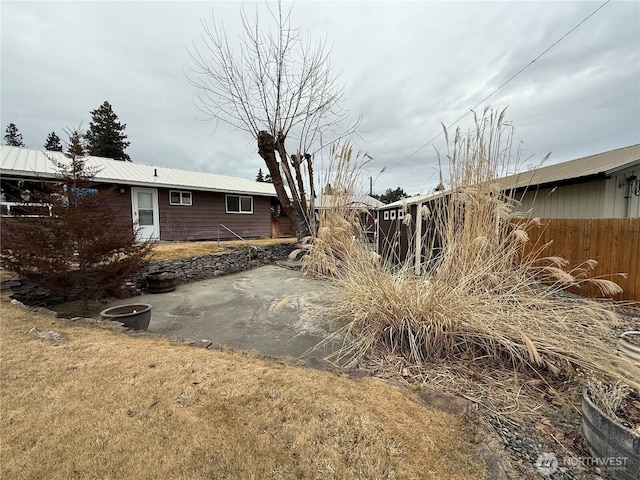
[102, 265, 338, 362]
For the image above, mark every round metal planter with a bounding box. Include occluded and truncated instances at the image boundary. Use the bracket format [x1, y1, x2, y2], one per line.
[619, 331, 640, 368]
[582, 390, 640, 480]
[100, 304, 152, 331]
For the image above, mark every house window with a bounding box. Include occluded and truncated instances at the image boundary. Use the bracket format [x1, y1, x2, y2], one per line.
[170, 190, 192, 206]
[390, 210, 397, 220]
[226, 194, 253, 214]
[1, 202, 52, 217]
[383, 210, 389, 220]
[398, 209, 405, 219]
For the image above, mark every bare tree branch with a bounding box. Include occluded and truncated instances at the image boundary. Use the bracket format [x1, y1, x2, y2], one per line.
[186, 1, 356, 238]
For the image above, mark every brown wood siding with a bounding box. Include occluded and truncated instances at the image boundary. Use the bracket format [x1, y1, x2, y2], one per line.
[273, 216, 295, 238]
[99, 184, 133, 230]
[157, 189, 273, 241]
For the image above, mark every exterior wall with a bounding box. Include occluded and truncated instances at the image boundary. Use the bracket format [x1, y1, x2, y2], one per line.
[377, 205, 414, 263]
[273, 215, 295, 238]
[0, 177, 134, 229]
[156, 188, 273, 241]
[104, 185, 134, 229]
[514, 166, 640, 219]
[514, 180, 606, 219]
[0, 177, 276, 241]
[603, 167, 640, 218]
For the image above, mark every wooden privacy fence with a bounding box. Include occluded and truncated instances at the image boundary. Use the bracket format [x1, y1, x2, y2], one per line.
[524, 218, 640, 302]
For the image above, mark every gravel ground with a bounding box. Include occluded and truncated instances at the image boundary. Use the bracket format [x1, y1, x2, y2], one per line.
[489, 303, 639, 480]
[362, 302, 640, 480]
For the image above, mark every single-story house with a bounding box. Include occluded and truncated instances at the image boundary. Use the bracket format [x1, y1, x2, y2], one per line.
[1, 146, 294, 241]
[376, 144, 640, 268]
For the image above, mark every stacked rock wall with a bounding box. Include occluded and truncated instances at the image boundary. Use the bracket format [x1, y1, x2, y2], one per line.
[4, 243, 297, 306]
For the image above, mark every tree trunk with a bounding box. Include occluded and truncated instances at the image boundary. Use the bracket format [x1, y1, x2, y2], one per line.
[257, 131, 311, 240]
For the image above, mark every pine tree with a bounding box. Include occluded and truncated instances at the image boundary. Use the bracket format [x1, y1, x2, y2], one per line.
[44, 131, 63, 152]
[66, 128, 86, 157]
[256, 168, 265, 182]
[85, 101, 131, 161]
[372, 187, 408, 204]
[4, 123, 25, 147]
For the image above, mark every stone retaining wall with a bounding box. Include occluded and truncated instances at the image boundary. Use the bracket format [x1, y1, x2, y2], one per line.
[3, 243, 297, 306]
[137, 243, 297, 288]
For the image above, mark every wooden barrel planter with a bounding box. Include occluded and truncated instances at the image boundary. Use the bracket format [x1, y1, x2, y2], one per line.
[146, 271, 178, 294]
[582, 390, 640, 480]
[619, 331, 640, 368]
[100, 304, 152, 331]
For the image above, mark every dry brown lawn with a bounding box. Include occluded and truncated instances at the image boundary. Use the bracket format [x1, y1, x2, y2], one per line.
[151, 237, 297, 261]
[1, 299, 487, 480]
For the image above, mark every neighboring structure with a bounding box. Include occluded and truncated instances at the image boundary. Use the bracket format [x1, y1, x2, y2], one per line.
[500, 144, 640, 219]
[376, 191, 445, 269]
[1, 146, 288, 241]
[376, 144, 640, 268]
[312, 193, 384, 239]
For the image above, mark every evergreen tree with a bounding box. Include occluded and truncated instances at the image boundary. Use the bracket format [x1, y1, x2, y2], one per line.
[4, 123, 25, 147]
[256, 168, 265, 182]
[44, 131, 63, 152]
[85, 101, 131, 161]
[372, 187, 408, 204]
[66, 128, 86, 157]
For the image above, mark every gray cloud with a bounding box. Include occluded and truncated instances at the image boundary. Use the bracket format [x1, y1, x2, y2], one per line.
[2, 1, 638, 198]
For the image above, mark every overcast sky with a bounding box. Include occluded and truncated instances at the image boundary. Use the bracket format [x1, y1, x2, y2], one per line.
[2, 1, 639, 196]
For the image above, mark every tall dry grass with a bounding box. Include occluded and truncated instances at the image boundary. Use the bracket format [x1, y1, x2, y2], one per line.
[294, 144, 374, 278]
[304, 109, 640, 412]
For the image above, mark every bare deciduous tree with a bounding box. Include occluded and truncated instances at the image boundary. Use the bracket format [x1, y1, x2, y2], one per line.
[187, 2, 355, 239]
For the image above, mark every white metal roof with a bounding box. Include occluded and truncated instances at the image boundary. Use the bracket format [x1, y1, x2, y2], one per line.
[379, 190, 446, 210]
[0, 146, 279, 197]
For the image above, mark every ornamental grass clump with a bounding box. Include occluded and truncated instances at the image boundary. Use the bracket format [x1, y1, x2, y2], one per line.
[308, 108, 639, 399]
[294, 143, 374, 278]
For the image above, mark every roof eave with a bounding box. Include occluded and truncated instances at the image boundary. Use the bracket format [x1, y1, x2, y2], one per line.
[505, 172, 608, 193]
[0, 170, 279, 197]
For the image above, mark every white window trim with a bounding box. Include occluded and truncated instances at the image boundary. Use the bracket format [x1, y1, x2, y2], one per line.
[1, 201, 53, 218]
[383, 210, 389, 220]
[390, 210, 396, 220]
[226, 194, 253, 214]
[169, 190, 192, 206]
[398, 209, 405, 219]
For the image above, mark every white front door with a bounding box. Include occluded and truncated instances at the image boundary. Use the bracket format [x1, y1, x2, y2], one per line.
[131, 188, 159, 240]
